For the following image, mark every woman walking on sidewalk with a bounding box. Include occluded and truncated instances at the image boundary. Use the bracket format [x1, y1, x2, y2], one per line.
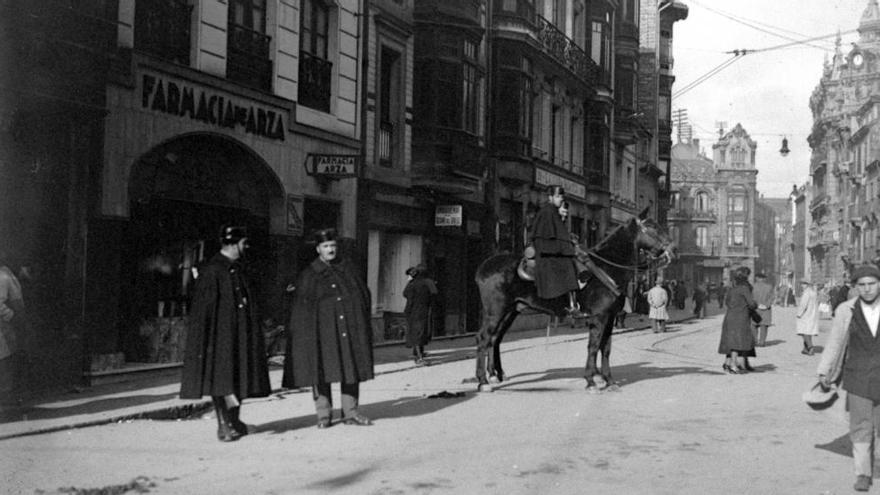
[718, 267, 758, 374]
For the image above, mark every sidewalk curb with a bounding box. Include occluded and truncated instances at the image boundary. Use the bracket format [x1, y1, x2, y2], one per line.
[0, 315, 697, 441]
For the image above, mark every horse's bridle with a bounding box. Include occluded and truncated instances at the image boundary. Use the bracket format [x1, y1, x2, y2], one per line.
[582, 219, 673, 272]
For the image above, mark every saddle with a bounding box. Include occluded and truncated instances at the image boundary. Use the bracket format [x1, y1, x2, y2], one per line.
[517, 245, 621, 298]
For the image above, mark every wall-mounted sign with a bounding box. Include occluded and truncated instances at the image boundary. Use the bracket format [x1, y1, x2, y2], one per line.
[435, 205, 462, 227]
[535, 168, 586, 199]
[286, 194, 304, 236]
[305, 154, 359, 178]
[140, 72, 286, 141]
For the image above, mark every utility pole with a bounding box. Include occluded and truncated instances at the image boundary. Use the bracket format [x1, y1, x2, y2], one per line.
[672, 108, 687, 143]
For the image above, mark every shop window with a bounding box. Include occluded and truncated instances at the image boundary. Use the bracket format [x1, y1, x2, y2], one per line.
[228, 0, 272, 91]
[299, 0, 333, 112]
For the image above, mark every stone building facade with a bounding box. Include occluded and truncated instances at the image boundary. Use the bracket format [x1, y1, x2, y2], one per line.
[667, 124, 762, 286]
[808, 0, 880, 284]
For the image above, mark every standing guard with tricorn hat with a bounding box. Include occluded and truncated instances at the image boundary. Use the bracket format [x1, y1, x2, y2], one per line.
[180, 225, 270, 442]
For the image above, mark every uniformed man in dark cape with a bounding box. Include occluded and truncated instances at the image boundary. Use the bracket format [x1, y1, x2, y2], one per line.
[283, 228, 375, 428]
[529, 185, 583, 316]
[180, 226, 270, 442]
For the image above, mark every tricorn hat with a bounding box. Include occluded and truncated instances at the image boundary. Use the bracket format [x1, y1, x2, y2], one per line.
[802, 382, 839, 410]
[219, 225, 248, 245]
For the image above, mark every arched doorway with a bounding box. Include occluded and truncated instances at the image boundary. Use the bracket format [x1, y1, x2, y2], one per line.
[122, 133, 284, 363]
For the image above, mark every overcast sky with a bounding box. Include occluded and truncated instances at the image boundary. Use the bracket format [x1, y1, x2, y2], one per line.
[671, 0, 866, 199]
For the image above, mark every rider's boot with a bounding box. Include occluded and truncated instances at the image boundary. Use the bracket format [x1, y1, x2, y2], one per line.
[567, 291, 585, 318]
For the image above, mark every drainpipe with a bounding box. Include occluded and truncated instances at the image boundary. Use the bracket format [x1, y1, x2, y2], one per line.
[356, 0, 370, 274]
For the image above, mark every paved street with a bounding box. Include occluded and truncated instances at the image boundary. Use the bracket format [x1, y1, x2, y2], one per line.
[1, 305, 858, 494]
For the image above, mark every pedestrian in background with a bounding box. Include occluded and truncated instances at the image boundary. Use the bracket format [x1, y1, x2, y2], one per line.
[673, 280, 687, 310]
[180, 226, 270, 442]
[717, 282, 727, 308]
[0, 250, 28, 403]
[283, 228, 375, 428]
[718, 267, 758, 374]
[403, 264, 437, 366]
[752, 272, 774, 347]
[796, 279, 820, 355]
[692, 282, 706, 319]
[817, 265, 880, 492]
[646, 279, 669, 333]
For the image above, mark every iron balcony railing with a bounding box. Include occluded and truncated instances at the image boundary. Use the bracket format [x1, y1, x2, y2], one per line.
[378, 120, 393, 167]
[298, 51, 333, 112]
[534, 15, 597, 85]
[135, 0, 193, 65]
[227, 23, 272, 91]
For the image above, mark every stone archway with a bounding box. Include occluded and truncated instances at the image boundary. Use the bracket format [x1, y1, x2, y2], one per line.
[121, 133, 284, 364]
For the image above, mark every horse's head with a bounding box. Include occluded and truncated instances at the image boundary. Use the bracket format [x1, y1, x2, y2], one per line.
[633, 216, 676, 268]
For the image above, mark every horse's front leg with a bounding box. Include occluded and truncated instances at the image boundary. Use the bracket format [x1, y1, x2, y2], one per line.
[584, 318, 603, 392]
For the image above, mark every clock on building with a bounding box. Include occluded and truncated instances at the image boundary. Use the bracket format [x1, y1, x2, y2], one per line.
[853, 52, 864, 68]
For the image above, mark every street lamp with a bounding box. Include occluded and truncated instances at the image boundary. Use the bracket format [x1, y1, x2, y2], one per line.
[779, 136, 790, 157]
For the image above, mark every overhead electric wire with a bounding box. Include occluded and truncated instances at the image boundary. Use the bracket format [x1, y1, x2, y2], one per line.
[688, 0, 837, 52]
[672, 54, 744, 99]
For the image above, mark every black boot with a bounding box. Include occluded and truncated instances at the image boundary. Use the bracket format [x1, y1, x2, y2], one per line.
[212, 397, 242, 442]
[228, 403, 249, 436]
[567, 291, 585, 318]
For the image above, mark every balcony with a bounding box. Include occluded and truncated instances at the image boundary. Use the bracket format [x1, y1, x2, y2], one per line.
[298, 51, 333, 112]
[412, 126, 485, 192]
[135, 0, 192, 65]
[227, 23, 272, 92]
[534, 16, 597, 85]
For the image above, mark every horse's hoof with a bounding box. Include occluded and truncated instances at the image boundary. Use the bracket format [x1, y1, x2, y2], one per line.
[488, 376, 501, 384]
[606, 383, 621, 392]
[477, 383, 495, 393]
[585, 385, 603, 394]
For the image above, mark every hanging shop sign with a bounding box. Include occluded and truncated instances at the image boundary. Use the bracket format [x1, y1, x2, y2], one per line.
[304, 154, 359, 178]
[435, 205, 463, 227]
[534, 168, 586, 199]
[140, 72, 286, 141]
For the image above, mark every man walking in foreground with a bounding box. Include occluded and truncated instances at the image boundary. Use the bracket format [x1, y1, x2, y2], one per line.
[818, 265, 880, 491]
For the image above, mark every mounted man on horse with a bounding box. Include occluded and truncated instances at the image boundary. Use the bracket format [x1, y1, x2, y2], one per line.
[473, 189, 675, 392]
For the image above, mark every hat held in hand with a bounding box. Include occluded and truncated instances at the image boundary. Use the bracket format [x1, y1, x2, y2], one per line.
[802, 381, 839, 410]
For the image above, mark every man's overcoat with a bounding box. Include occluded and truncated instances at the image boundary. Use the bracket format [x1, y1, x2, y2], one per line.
[404, 276, 436, 348]
[283, 257, 374, 388]
[529, 203, 579, 300]
[180, 253, 270, 399]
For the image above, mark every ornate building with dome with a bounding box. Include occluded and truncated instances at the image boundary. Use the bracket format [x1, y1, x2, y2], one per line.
[807, 0, 880, 285]
[666, 123, 768, 287]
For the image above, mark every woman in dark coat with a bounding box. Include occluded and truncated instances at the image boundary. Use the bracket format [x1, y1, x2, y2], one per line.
[283, 228, 374, 428]
[529, 185, 582, 316]
[403, 264, 437, 365]
[180, 226, 270, 441]
[718, 267, 758, 374]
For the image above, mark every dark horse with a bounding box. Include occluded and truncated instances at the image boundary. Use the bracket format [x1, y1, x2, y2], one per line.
[473, 211, 674, 392]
